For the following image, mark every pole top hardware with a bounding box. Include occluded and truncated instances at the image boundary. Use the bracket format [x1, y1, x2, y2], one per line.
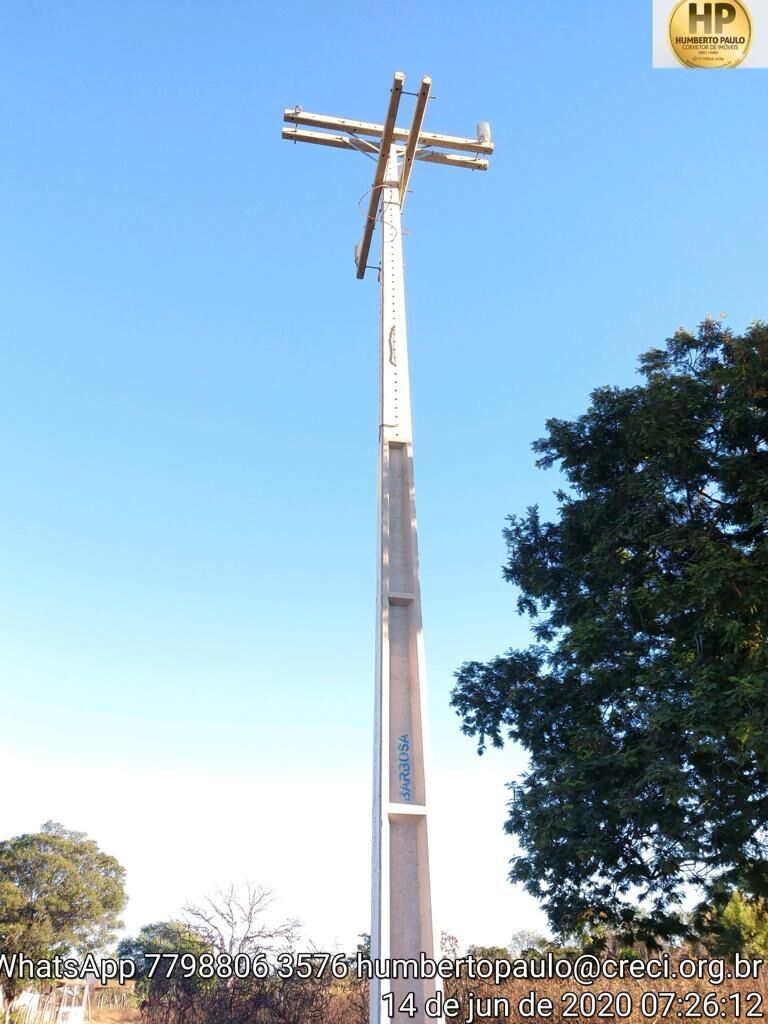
[281, 72, 493, 279]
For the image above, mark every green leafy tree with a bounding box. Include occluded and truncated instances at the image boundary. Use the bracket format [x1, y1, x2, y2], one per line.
[0, 822, 126, 1015]
[451, 319, 768, 947]
[695, 890, 768, 958]
[117, 920, 214, 1004]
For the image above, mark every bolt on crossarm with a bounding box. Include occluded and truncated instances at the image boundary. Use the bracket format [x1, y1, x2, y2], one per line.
[281, 73, 493, 1024]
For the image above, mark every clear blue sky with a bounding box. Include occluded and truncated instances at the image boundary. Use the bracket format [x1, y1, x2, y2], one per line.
[1, 0, 766, 949]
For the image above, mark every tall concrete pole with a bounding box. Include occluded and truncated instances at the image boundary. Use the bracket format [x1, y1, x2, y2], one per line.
[281, 77, 492, 1024]
[371, 146, 441, 1024]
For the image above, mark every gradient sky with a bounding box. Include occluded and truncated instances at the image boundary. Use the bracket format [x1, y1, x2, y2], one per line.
[1, 0, 766, 951]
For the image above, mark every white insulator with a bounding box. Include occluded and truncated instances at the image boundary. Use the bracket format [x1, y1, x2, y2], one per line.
[354, 242, 362, 267]
[476, 121, 492, 146]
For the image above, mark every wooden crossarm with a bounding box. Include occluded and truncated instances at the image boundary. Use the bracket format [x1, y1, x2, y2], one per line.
[355, 72, 404, 280]
[283, 109, 494, 156]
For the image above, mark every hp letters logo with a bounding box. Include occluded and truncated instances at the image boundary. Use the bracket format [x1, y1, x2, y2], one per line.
[653, 0, 766, 66]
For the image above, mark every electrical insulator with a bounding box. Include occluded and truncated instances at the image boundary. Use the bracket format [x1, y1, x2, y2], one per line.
[476, 121, 492, 146]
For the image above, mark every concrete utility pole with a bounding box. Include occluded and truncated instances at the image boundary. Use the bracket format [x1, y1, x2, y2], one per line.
[282, 73, 493, 1024]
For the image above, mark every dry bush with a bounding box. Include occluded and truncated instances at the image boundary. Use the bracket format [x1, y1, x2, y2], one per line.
[137, 951, 768, 1024]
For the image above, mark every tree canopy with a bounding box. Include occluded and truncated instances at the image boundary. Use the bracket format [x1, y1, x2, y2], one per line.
[0, 821, 126, 1003]
[117, 921, 214, 1002]
[451, 319, 768, 946]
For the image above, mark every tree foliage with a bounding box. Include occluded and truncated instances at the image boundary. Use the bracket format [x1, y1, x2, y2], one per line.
[0, 821, 126, 1004]
[451, 319, 768, 945]
[695, 890, 768, 958]
[117, 920, 214, 1002]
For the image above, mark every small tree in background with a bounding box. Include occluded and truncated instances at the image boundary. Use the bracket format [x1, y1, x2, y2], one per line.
[508, 929, 550, 957]
[182, 883, 297, 958]
[117, 920, 214, 1011]
[695, 890, 768, 958]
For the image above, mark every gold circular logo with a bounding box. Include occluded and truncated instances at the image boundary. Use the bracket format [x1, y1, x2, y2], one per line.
[668, 0, 752, 67]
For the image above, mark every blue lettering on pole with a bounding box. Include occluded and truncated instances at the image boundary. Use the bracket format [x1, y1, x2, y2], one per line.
[397, 734, 411, 801]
